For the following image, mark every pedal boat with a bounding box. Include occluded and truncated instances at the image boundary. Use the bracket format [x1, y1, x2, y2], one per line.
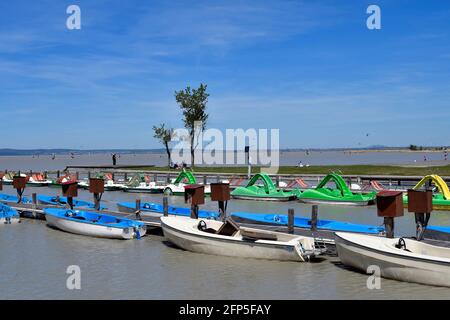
[297, 173, 376, 206]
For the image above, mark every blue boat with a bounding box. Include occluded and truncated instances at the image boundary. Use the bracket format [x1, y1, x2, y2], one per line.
[38, 195, 106, 210]
[117, 201, 219, 219]
[0, 193, 31, 204]
[44, 208, 146, 239]
[424, 225, 450, 242]
[231, 212, 385, 234]
[0, 203, 20, 224]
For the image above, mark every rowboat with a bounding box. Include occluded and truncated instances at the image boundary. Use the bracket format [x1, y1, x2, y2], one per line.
[38, 195, 106, 210]
[297, 173, 376, 206]
[0, 193, 31, 204]
[161, 216, 324, 261]
[117, 201, 219, 219]
[0, 203, 20, 224]
[44, 208, 146, 239]
[231, 173, 298, 201]
[335, 232, 450, 287]
[231, 212, 385, 234]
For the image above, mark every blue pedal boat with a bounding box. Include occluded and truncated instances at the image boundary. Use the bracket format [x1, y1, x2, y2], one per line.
[44, 208, 146, 239]
[0, 203, 20, 224]
[117, 201, 219, 219]
[38, 195, 106, 210]
[231, 212, 385, 235]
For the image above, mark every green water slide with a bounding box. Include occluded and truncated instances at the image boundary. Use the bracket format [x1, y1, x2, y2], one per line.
[297, 173, 376, 206]
[173, 170, 197, 184]
[231, 173, 298, 201]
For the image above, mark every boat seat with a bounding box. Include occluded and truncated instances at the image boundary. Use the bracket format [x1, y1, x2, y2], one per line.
[241, 229, 278, 241]
[216, 217, 240, 236]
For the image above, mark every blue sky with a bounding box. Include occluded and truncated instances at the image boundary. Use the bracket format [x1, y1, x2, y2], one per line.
[1, 0, 449, 149]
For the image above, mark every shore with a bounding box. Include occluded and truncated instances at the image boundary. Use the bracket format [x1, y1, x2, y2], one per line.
[119, 164, 450, 176]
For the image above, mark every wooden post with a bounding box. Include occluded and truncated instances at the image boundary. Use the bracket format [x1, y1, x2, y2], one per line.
[111, 173, 115, 182]
[154, 173, 157, 184]
[135, 199, 142, 220]
[203, 175, 207, 185]
[276, 176, 280, 188]
[67, 197, 74, 210]
[57, 170, 60, 178]
[32, 193, 37, 219]
[167, 173, 171, 183]
[190, 204, 199, 219]
[384, 217, 395, 238]
[311, 205, 318, 231]
[216, 175, 220, 183]
[163, 196, 169, 217]
[88, 171, 91, 179]
[288, 208, 294, 234]
[124, 172, 128, 182]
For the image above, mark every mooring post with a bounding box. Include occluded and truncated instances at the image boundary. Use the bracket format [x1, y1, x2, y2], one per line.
[163, 196, 169, 217]
[203, 175, 207, 186]
[384, 217, 395, 238]
[32, 193, 37, 219]
[288, 208, 294, 234]
[154, 173, 157, 184]
[276, 176, 280, 188]
[124, 172, 128, 182]
[191, 204, 199, 219]
[57, 170, 60, 178]
[135, 199, 141, 220]
[311, 205, 318, 231]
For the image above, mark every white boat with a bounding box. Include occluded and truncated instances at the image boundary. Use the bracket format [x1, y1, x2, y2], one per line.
[161, 216, 323, 261]
[44, 208, 146, 240]
[122, 181, 165, 193]
[78, 179, 125, 191]
[335, 232, 450, 287]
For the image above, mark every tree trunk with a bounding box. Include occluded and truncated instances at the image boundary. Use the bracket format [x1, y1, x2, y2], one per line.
[190, 134, 195, 168]
[164, 141, 171, 168]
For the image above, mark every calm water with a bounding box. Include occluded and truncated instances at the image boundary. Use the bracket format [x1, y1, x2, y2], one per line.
[0, 150, 449, 171]
[1, 184, 450, 299]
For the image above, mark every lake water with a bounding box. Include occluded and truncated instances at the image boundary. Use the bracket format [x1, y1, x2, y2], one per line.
[0, 150, 449, 171]
[1, 183, 450, 299]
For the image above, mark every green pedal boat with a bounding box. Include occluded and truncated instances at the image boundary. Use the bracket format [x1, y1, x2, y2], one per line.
[403, 174, 450, 211]
[231, 173, 298, 201]
[297, 173, 376, 206]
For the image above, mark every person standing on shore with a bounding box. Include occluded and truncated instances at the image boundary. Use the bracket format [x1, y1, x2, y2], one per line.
[445, 150, 448, 161]
[112, 153, 117, 166]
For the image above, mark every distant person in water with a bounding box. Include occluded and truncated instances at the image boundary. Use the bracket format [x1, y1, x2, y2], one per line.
[112, 153, 117, 166]
[424, 155, 427, 162]
[51, 153, 56, 160]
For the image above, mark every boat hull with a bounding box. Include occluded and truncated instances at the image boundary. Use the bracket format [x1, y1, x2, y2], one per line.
[298, 198, 372, 206]
[231, 195, 297, 201]
[45, 214, 146, 239]
[335, 233, 450, 287]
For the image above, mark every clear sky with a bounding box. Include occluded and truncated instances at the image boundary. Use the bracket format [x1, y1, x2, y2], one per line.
[1, 0, 449, 149]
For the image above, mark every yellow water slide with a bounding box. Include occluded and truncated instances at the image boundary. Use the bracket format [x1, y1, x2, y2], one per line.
[413, 174, 450, 200]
